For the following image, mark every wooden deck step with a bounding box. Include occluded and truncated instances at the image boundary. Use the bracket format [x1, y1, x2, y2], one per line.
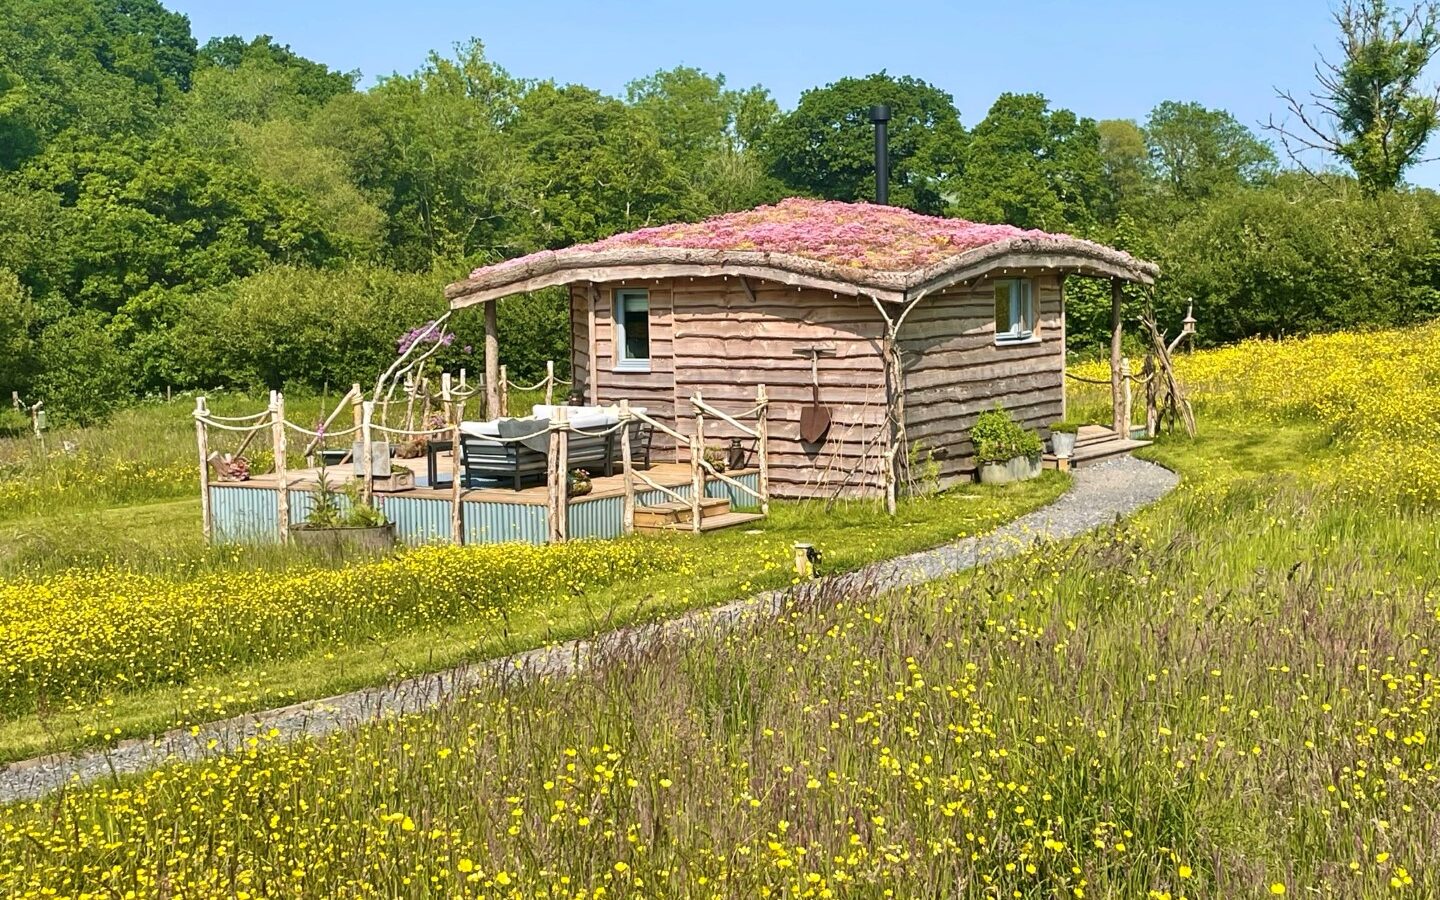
[634, 496, 730, 529]
[653, 511, 767, 533]
[1045, 435, 1151, 470]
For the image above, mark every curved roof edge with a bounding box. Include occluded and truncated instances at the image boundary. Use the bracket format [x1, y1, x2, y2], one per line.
[446, 238, 1157, 308]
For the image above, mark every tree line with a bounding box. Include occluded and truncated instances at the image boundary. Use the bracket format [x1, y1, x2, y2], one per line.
[2, 0, 1439, 422]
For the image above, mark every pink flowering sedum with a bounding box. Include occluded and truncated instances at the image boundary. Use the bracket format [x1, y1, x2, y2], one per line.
[475, 198, 1075, 277]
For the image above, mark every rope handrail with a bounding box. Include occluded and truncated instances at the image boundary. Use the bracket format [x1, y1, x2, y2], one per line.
[193, 415, 270, 434]
[205, 410, 271, 423]
[283, 421, 362, 439]
[1065, 370, 1154, 386]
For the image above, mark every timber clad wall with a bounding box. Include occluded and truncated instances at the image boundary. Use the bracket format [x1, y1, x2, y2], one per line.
[568, 272, 1066, 500]
[670, 279, 888, 500]
[572, 277, 890, 498]
[899, 274, 1065, 488]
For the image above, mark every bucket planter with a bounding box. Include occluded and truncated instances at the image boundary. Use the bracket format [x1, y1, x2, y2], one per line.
[1049, 421, 1079, 458]
[291, 522, 396, 554]
[978, 453, 1043, 485]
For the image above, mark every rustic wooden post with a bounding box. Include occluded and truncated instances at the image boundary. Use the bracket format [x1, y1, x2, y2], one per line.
[552, 406, 570, 541]
[443, 373, 463, 544]
[545, 413, 560, 543]
[756, 384, 770, 516]
[689, 436, 704, 535]
[272, 390, 290, 544]
[586, 283, 600, 405]
[883, 444, 898, 517]
[351, 382, 363, 428]
[691, 392, 705, 532]
[545, 360, 556, 406]
[1143, 352, 1159, 438]
[360, 400, 376, 504]
[483, 301, 500, 419]
[619, 399, 636, 535]
[499, 364, 510, 417]
[1110, 278, 1125, 437]
[195, 397, 212, 545]
[1120, 358, 1133, 438]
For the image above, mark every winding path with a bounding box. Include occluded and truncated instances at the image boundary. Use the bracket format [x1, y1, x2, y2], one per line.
[0, 456, 1178, 804]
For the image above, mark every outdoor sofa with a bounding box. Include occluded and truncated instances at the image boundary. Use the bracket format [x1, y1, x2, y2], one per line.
[457, 405, 649, 490]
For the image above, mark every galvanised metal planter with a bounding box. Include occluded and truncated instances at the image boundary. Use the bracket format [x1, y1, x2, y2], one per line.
[290, 522, 397, 555]
[1051, 431, 1077, 458]
[978, 454, 1043, 485]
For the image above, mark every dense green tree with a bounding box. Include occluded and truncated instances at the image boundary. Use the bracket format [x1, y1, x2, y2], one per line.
[33, 311, 130, 424]
[625, 67, 783, 213]
[0, 0, 176, 167]
[512, 82, 704, 248]
[197, 35, 355, 106]
[760, 72, 964, 213]
[1161, 177, 1440, 340]
[949, 93, 1104, 231]
[1097, 119, 1151, 223]
[0, 269, 39, 399]
[1271, 0, 1440, 193]
[317, 40, 524, 269]
[93, 0, 197, 89]
[1146, 101, 1275, 205]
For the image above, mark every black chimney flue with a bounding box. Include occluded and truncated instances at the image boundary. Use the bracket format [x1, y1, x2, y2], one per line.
[869, 104, 891, 205]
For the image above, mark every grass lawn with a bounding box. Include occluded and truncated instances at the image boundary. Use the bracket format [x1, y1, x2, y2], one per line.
[0, 471, 1067, 763]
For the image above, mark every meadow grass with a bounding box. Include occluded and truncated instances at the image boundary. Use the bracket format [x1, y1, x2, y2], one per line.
[4, 325, 1437, 898]
[0, 472, 1065, 762]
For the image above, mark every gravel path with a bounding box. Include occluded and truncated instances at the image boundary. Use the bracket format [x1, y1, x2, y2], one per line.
[0, 456, 1178, 804]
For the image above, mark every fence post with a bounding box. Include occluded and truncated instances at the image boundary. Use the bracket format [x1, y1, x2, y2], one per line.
[1120, 357, 1133, 438]
[443, 373, 463, 544]
[499, 364, 510, 418]
[691, 392, 705, 532]
[361, 400, 376, 504]
[195, 396, 212, 545]
[756, 384, 770, 516]
[545, 360, 556, 406]
[619, 399, 636, 535]
[272, 390, 290, 544]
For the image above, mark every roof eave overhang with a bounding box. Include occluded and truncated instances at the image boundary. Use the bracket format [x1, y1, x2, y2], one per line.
[445, 241, 1158, 309]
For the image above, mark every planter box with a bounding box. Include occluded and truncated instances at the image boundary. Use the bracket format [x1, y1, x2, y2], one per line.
[978, 454, 1043, 485]
[291, 522, 396, 554]
[1051, 431, 1077, 458]
[371, 469, 415, 493]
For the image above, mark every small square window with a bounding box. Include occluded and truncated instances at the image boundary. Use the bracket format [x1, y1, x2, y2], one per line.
[614, 289, 650, 371]
[994, 279, 1035, 343]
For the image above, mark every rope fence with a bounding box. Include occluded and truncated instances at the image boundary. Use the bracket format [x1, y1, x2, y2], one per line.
[191, 372, 773, 547]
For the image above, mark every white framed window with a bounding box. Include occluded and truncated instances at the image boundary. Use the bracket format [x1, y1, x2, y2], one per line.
[994, 278, 1036, 343]
[613, 288, 651, 371]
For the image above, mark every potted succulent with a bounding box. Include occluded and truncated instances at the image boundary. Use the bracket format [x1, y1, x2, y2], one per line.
[703, 445, 729, 473]
[568, 468, 593, 496]
[972, 407, 1044, 485]
[1049, 420, 1079, 458]
[292, 469, 395, 553]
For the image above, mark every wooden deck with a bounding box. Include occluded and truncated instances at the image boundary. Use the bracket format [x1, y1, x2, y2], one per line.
[224, 456, 754, 506]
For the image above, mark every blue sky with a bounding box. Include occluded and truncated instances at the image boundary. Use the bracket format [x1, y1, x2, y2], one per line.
[168, 0, 1440, 187]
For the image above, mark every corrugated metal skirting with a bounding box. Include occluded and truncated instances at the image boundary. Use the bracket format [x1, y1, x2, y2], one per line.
[211, 487, 279, 543]
[568, 495, 624, 540]
[463, 500, 548, 545]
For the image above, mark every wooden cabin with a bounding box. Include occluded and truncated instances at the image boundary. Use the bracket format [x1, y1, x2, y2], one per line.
[446, 199, 1158, 501]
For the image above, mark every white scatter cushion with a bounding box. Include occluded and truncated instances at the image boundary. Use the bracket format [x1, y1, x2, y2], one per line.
[459, 420, 501, 438]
